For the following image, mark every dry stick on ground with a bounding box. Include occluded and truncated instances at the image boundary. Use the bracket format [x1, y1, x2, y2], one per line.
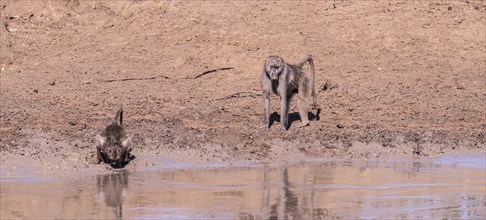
[100, 67, 234, 82]
[186, 67, 234, 79]
[100, 75, 171, 83]
[215, 91, 261, 100]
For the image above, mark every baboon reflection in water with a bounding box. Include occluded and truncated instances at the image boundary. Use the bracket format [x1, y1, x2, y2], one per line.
[239, 167, 341, 220]
[97, 171, 129, 219]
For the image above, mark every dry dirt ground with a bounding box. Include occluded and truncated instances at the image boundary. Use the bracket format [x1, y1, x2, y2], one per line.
[0, 0, 485, 173]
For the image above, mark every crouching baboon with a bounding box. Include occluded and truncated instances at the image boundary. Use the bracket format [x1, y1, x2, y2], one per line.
[261, 54, 317, 130]
[96, 109, 132, 168]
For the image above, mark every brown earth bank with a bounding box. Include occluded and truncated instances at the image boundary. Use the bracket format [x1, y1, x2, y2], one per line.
[0, 0, 485, 173]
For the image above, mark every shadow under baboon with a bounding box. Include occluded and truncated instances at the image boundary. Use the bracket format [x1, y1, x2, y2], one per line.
[269, 108, 320, 129]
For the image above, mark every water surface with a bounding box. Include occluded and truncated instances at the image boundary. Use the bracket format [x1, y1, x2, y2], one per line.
[1, 154, 485, 219]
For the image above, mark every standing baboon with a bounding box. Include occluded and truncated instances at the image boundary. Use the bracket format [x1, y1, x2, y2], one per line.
[96, 109, 132, 168]
[260, 54, 317, 130]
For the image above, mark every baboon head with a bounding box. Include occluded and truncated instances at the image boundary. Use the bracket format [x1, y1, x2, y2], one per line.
[265, 56, 285, 81]
[96, 132, 131, 166]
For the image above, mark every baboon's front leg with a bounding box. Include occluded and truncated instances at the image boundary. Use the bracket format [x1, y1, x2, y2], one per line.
[263, 90, 271, 128]
[280, 96, 290, 130]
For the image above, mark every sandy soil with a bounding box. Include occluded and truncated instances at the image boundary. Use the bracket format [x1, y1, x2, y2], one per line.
[1, 0, 485, 173]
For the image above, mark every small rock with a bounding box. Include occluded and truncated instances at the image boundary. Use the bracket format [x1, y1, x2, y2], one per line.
[6, 25, 17, 32]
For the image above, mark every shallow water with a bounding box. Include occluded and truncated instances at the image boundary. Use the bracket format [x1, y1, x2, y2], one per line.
[1, 154, 485, 219]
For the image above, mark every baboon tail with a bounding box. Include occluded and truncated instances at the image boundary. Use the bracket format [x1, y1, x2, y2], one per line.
[295, 54, 312, 69]
[114, 108, 123, 127]
[309, 55, 317, 109]
[296, 54, 317, 109]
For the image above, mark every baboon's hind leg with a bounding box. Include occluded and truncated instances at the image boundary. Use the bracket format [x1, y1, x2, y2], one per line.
[297, 77, 310, 127]
[297, 94, 310, 127]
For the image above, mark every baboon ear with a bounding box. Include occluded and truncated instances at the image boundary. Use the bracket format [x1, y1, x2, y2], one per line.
[121, 137, 131, 149]
[96, 134, 106, 146]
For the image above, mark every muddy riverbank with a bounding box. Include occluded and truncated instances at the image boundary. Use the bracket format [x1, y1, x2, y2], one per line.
[1, 0, 485, 173]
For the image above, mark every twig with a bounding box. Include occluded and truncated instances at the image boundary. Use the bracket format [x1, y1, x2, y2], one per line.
[186, 67, 234, 79]
[100, 75, 170, 83]
[215, 91, 260, 100]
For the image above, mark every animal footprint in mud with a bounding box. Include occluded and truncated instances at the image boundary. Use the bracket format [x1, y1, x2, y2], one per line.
[96, 109, 133, 168]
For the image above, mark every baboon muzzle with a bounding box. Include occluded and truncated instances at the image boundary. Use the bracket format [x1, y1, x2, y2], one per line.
[271, 69, 279, 81]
